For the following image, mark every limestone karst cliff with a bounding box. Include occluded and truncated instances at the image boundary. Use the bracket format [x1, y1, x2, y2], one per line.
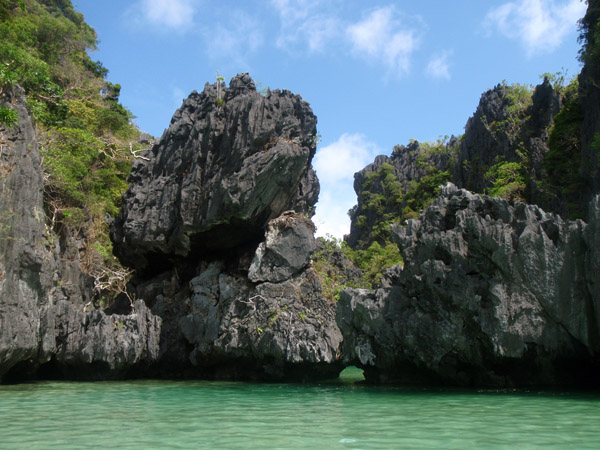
[0, 87, 161, 382]
[111, 73, 319, 274]
[339, 0, 600, 387]
[0, 74, 342, 383]
[1, 0, 599, 387]
[338, 184, 600, 386]
[110, 74, 342, 381]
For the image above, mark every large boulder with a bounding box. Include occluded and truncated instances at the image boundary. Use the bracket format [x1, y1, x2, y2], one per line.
[248, 212, 316, 283]
[111, 73, 319, 273]
[338, 184, 600, 387]
[40, 300, 161, 380]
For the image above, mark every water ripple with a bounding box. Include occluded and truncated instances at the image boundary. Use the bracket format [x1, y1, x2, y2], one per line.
[1, 378, 599, 448]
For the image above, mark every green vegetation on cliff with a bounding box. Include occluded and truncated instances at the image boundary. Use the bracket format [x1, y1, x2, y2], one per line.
[541, 78, 585, 219]
[312, 235, 402, 301]
[0, 0, 144, 300]
[348, 139, 455, 250]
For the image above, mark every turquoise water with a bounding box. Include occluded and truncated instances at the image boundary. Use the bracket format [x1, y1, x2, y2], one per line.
[1, 368, 599, 449]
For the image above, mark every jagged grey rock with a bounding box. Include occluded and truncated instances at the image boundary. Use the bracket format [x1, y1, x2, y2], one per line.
[338, 184, 600, 386]
[106, 75, 341, 381]
[47, 300, 161, 379]
[248, 212, 316, 283]
[346, 139, 455, 248]
[137, 248, 343, 381]
[0, 86, 58, 381]
[453, 79, 560, 195]
[0, 87, 161, 383]
[180, 263, 342, 380]
[112, 73, 320, 273]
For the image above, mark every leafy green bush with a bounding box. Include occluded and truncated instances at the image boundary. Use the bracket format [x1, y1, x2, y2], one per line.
[0, 0, 143, 304]
[539, 79, 585, 219]
[312, 236, 403, 300]
[485, 157, 526, 202]
[0, 105, 18, 127]
[347, 241, 402, 288]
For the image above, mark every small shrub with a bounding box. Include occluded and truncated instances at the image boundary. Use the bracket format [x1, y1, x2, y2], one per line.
[0, 106, 18, 127]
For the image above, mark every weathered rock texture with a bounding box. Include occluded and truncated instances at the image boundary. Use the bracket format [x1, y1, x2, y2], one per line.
[0, 74, 340, 384]
[0, 86, 55, 381]
[125, 213, 342, 381]
[346, 139, 456, 248]
[0, 87, 161, 383]
[112, 73, 319, 273]
[579, 0, 600, 202]
[338, 184, 600, 387]
[453, 80, 560, 196]
[110, 74, 342, 381]
[347, 79, 568, 249]
[249, 212, 316, 283]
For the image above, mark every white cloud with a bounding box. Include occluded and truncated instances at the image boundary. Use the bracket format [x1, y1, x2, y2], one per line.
[484, 0, 586, 56]
[313, 190, 354, 239]
[270, 0, 324, 24]
[296, 16, 342, 53]
[313, 133, 381, 239]
[426, 50, 452, 80]
[313, 133, 381, 184]
[127, 0, 197, 30]
[346, 6, 420, 76]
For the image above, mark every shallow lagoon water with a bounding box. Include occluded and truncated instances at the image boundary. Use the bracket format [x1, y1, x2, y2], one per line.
[1, 368, 599, 449]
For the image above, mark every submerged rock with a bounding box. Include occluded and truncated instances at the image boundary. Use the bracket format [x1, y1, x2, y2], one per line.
[338, 184, 600, 387]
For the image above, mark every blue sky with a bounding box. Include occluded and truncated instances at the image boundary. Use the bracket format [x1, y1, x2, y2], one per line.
[74, 0, 586, 238]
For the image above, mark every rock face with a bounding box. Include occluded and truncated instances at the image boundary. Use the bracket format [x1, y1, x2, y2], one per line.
[453, 80, 560, 196]
[0, 87, 161, 383]
[338, 184, 600, 387]
[347, 80, 565, 250]
[249, 212, 316, 283]
[346, 139, 456, 248]
[111, 73, 319, 273]
[0, 74, 340, 384]
[110, 74, 342, 381]
[579, 0, 600, 202]
[128, 213, 342, 381]
[0, 86, 54, 381]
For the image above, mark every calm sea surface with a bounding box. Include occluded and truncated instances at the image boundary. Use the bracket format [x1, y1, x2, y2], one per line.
[1, 367, 599, 449]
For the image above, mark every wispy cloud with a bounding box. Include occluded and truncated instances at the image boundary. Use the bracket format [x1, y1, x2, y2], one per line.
[126, 0, 198, 30]
[346, 6, 421, 76]
[271, 0, 342, 53]
[270, 0, 324, 24]
[203, 11, 264, 66]
[425, 50, 452, 80]
[313, 133, 381, 238]
[484, 0, 586, 57]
